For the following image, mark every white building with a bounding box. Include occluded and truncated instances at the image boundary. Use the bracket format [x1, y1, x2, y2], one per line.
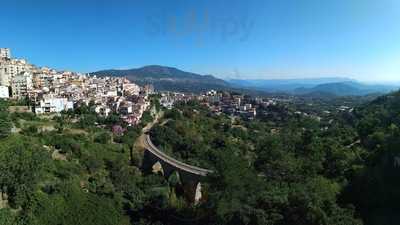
[0, 58, 33, 86]
[95, 105, 112, 117]
[160, 94, 174, 109]
[119, 102, 133, 115]
[0, 48, 11, 59]
[105, 90, 118, 97]
[0, 86, 9, 98]
[123, 83, 140, 96]
[11, 72, 33, 98]
[206, 90, 217, 96]
[35, 97, 74, 114]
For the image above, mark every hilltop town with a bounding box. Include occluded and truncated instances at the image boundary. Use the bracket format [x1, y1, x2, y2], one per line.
[0, 48, 155, 125]
[0, 48, 281, 123]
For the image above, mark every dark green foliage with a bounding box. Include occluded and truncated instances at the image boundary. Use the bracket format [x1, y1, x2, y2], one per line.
[10, 112, 37, 122]
[141, 111, 153, 125]
[94, 131, 112, 144]
[21, 125, 38, 136]
[78, 114, 97, 128]
[150, 100, 363, 224]
[2, 90, 400, 225]
[0, 208, 17, 225]
[347, 91, 400, 224]
[0, 105, 164, 225]
[0, 136, 51, 208]
[26, 180, 126, 225]
[0, 118, 11, 139]
[164, 108, 182, 120]
[0, 100, 11, 139]
[150, 94, 162, 112]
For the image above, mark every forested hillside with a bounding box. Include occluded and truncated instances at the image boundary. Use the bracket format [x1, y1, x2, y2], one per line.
[150, 91, 400, 225]
[1, 90, 400, 224]
[346, 91, 400, 224]
[151, 101, 363, 224]
[0, 99, 179, 225]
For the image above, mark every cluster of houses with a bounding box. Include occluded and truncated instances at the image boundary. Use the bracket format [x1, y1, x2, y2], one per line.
[0, 48, 154, 126]
[160, 90, 277, 119]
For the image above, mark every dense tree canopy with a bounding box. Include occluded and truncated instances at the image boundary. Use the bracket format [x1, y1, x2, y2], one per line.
[150, 100, 363, 224]
[0, 90, 399, 224]
[0, 100, 11, 139]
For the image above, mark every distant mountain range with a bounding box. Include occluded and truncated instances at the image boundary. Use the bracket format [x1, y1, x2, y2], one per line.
[293, 82, 399, 96]
[91, 66, 399, 96]
[229, 78, 399, 96]
[91, 65, 229, 93]
[229, 77, 355, 92]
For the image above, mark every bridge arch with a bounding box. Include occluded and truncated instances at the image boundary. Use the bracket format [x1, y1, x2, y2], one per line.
[141, 134, 214, 203]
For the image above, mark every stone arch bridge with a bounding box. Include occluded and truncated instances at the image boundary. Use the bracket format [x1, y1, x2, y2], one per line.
[141, 134, 213, 203]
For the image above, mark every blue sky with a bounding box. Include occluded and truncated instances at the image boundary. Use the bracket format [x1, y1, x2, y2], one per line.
[1, 0, 400, 82]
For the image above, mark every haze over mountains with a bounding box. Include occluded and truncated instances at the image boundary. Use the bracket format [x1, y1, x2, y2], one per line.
[92, 65, 399, 96]
[229, 77, 354, 91]
[229, 78, 400, 96]
[293, 82, 399, 96]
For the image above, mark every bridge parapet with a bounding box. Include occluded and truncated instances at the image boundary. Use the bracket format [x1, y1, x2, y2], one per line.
[144, 135, 213, 177]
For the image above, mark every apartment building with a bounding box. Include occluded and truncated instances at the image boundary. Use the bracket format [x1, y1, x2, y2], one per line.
[35, 97, 74, 114]
[0, 48, 11, 59]
[0, 58, 33, 86]
[11, 72, 33, 99]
